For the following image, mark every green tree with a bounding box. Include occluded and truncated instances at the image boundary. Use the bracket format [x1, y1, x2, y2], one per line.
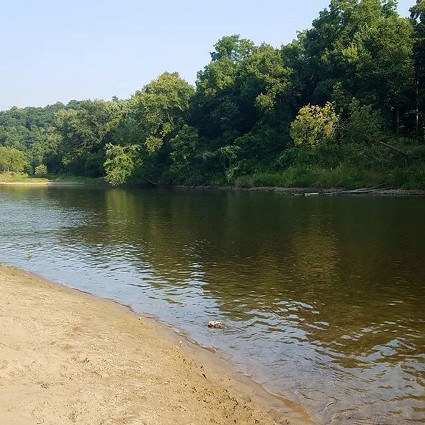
[193, 35, 256, 143]
[289, 0, 414, 127]
[169, 125, 200, 183]
[0, 147, 28, 173]
[104, 144, 140, 186]
[119, 72, 195, 182]
[34, 164, 48, 176]
[193, 37, 292, 179]
[54, 100, 121, 175]
[0, 103, 65, 170]
[352, 12, 414, 129]
[342, 99, 387, 144]
[134, 72, 194, 154]
[290, 103, 340, 147]
[411, 0, 425, 137]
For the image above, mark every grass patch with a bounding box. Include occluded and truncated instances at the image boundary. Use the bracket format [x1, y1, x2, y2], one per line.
[0, 172, 107, 186]
[235, 164, 425, 190]
[0, 172, 49, 183]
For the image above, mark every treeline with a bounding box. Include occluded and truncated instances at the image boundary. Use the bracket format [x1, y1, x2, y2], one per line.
[1, 0, 425, 188]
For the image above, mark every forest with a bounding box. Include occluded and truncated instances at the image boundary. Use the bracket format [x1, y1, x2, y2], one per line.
[1, 0, 424, 189]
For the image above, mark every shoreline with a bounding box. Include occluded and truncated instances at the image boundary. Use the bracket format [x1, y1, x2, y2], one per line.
[171, 184, 425, 197]
[1, 179, 425, 196]
[0, 264, 313, 425]
[0, 181, 85, 187]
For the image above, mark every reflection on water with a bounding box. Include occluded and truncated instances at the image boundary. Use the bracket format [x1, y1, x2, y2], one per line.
[0, 186, 424, 424]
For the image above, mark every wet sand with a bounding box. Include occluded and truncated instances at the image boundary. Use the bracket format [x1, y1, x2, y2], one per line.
[0, 264, 313, 425]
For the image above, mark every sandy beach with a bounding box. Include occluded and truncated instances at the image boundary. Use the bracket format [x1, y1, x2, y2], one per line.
[0, 264, 312, 425]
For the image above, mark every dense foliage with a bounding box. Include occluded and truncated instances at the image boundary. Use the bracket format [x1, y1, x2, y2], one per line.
[1, 0, 424, 188]
[0, 147, 28, 173]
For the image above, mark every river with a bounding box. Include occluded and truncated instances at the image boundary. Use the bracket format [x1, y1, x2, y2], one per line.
[0, 185, 424, 424]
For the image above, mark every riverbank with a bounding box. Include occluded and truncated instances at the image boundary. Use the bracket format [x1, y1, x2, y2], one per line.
[172, 184, 425, 197]
[0, 173, 105, 186]
[0, 181, 85, 186]
[1, 172, 425, 196]
[0, 264, 312, 425]
[2, 179, 425, 196]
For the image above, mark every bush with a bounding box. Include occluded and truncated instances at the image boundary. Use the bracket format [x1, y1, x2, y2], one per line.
[290, 103, 339, 147]
[234, 166, 411, 189]
[0, 147, 28, 173]
[104, 144, 140, 185]
[34, 164, 48, 176]
[84, 151, 106, 177]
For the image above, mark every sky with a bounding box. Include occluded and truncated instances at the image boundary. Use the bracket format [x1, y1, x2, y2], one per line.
[0, 0, 414, 111]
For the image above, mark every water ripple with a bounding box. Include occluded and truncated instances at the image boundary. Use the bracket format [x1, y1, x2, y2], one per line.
[0, 187, 424, 424]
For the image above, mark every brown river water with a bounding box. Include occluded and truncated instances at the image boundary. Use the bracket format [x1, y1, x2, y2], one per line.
[0, 186, 424, 424]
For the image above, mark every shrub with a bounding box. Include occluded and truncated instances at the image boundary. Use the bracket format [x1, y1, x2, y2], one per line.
[34, 164, 48, 176]
[290, 103, 339, 147]
[0, 147, 28, 173]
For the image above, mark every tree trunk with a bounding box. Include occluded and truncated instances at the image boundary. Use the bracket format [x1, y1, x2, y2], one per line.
[415, 77, 419, 135]
[395, 107, 400, 133]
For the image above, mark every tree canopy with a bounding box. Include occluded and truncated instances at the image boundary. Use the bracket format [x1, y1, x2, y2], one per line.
[0, 0, 424, 189]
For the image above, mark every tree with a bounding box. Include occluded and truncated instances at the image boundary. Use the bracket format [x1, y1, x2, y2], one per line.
[193, 35, 256, 142]
[134, 72, 194, 154]
[104, 144, 140, 186]
[0, 147, 28, 173]
[169, 125, 200, 183]
[192, 37, 292, 179]
[210, 34, 255, 62]
[290, 102, 340, 147]
[0, 2, 421, 188]
[289, 0, 414, 127]
[239, 44, 291, 112]
[342, 99, 387, 144]
[0, 103, 65, 170]
[352, 13, 414, 129]
[54, 100, 121, 175]
[411, 0, 425, 137]
[34, 164, 48, 176]
[109, 72, 196, 183]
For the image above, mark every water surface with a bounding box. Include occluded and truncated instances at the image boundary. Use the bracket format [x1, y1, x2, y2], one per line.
[0, 186, 424, 424]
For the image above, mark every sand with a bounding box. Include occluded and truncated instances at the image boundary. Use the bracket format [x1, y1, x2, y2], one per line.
[0, 264, 313, 425]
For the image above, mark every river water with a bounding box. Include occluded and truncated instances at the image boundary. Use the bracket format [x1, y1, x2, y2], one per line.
[0, 186, 424, 424]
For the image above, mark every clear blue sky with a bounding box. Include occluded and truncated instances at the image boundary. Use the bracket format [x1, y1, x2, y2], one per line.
[0, 0, 414, 111]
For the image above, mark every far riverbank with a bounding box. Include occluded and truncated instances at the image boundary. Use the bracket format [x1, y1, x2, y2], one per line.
[1, 176, 425, 196]
[173, 184, 425, 197]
